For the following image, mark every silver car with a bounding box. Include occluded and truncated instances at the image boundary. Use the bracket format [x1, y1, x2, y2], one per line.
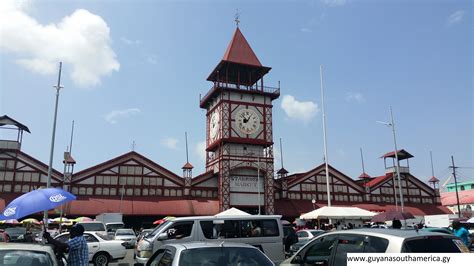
[0, 243, 63, 266]
[281, 229, 470, 266]
[146, 242, 275, 266]
[114, 228, 137, 248]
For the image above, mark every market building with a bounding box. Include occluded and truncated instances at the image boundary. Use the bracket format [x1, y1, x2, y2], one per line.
[0, 26, 452, 226]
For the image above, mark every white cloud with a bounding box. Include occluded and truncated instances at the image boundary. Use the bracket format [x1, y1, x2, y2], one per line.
[120, 37, 141, 45]
[161, 137, 179, 150]
[446, 10, 465, 26]
[104, 108, 140, 124]
[345, 92, 366, 103]
[300, 28, 312, 33]
[0, 0, 119, 88]
[194, 141, 207, 162]
[281, 95, 319, 123]
[320, 0, 346, 7]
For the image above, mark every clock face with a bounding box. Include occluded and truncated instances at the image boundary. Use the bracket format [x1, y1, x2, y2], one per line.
[236, 108, 260, 135]
[209, 111, 219, 140]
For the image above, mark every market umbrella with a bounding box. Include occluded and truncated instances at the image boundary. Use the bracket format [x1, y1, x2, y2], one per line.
[0, 219, 19, 224]
[21, 218, 41, 225]
[73, 217, 93, 223]
[153, 216, 175, 225]
[371, 210, 415, 223]
[0, 188, 76, 221]
[51, 217, 69, 223]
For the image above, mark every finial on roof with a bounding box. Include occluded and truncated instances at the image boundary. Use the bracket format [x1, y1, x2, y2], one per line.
[234, 9, 240, 27]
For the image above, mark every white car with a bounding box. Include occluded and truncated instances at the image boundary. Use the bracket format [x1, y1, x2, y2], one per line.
[54, 231, 127, 265]
[146, 242, 275, 266]
[0, 243, 64, 266]
[114, 228, 137, 248]
[296, 229, 324, 241]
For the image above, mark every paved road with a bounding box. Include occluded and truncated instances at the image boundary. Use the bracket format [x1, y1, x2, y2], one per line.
[105, 249, 135, 266]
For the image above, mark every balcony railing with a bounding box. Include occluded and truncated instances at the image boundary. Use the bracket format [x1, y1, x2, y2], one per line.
[200, 82, 280, 107]
[385, 166, 410, 174]
[0, 140, 20, 150]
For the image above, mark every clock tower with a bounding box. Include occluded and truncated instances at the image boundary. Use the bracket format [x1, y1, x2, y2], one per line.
[200, 27, 280, 214]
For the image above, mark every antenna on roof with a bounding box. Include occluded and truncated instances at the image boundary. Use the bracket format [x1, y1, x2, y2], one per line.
[430, 151, 435, 177]
[131, 140, 136, 151]
[360, 148, 366, 175]
[185, 132, 189, 163]
[234, 9, 240, 27]
[279, 138, 284, 169]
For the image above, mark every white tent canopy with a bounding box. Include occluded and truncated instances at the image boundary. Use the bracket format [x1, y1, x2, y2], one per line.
[300, 206, 376, 220]
[215, 207, 251, 216]
[467, 217, 474, 223]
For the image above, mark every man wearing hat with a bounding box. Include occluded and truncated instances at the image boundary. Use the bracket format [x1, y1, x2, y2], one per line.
[44, 224, 89, 266]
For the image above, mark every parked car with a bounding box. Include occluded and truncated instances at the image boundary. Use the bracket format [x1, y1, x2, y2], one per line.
[54, 231, 127, 265]
[136, 215, 284, 265]
[146, 242, 275, 266]
[0, 243, 63, 266]
[4, 227, 26, 242]
[114, 228, 137, 248]
[76, 221, 107, 236]
[281, 229, 470, 266]
[137, 228, 154, 243]
[288, 239, 310, 257]
[296, 229, 324, 241]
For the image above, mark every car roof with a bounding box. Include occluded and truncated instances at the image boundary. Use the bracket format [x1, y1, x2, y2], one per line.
[77, 221, 103, 224]
[0, 243, 55, 252]
[325, 228, 454, 239]
[162, 241, 258, 250]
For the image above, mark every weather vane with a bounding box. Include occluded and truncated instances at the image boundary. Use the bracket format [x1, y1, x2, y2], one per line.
[234, 9, 240, 27]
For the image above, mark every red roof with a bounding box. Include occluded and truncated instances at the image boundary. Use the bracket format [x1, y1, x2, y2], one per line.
[381, 149, 414, 160]
[222, 27, 262, 66]
[364, 173, 393, 187]
[428, 176, 439, 183]
[358, 172, 371, 179]
[441, 190, 474, 206]
[182, 162, 194, 169]
[65, 197, 219, 216]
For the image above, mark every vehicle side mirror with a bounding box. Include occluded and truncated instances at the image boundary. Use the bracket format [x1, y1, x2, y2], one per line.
[157, 232, 168, 241]
[292, 255, 303, 264]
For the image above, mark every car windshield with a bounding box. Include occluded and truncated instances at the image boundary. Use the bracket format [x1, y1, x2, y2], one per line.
[146, 221, 170, 239]
[79, 223, 105, 231]
[179, 247, 273, 266]
[116, 229, 135, 236]
[107, 223, 124, 231]
[0, 250, 53, 265]
[403, 237, 463, 253]
[310, 230, 323, 236]
[5, 228, 26, 234]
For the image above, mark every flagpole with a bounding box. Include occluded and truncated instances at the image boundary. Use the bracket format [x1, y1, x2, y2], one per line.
[320, 65, 331, 208]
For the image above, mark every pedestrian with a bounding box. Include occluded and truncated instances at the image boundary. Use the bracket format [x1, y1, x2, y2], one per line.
[43, 224, 88, 266]
[452, 221, 470, 247]
[392, 219, 402, 229]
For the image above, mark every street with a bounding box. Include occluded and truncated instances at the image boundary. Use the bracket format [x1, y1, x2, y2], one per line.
[107, 249, 134, 266]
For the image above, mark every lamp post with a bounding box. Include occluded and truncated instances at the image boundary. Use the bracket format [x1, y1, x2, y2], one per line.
[44, 62, 63, 225]
[311, 199, 316, 210]
[377, 107, 404, 212]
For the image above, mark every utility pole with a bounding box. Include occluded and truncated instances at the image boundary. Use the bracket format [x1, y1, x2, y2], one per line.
[450, 156, 461, 218]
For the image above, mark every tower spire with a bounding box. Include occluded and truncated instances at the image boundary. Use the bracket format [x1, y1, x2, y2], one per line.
[234, 9, 240, 27]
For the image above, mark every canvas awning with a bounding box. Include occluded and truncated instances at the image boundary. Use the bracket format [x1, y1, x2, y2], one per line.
[300, 206, 376, 220]
[215, 207, 251, 216]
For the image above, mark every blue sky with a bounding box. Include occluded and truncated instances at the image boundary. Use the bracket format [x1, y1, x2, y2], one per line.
[1, 0, 472, 185]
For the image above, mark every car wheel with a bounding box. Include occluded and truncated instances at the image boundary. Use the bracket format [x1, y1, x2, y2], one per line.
[93, 252, 110, 266]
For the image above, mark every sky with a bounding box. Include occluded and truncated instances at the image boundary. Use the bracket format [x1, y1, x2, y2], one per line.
[1, 0, 472, 186]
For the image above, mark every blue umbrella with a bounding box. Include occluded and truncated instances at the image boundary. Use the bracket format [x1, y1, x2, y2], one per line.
[0, 188, 76, 220]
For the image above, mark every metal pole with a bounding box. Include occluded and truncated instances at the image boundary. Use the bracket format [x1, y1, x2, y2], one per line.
[390, 107, 404, 212]
[257, 157, 261, 215]
[44, 62, 63, 225]
[430, 151, 435, 177]
[320, 65, 331, 207]
[451, 156, 461, 218]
